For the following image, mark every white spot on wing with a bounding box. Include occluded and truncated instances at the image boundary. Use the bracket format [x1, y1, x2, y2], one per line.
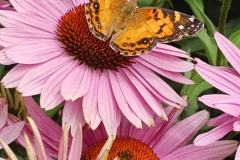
[189, 17, 195, 22]
[178, 25, 184, 29]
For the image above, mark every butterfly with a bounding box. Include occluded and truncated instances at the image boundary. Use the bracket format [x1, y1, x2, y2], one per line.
[85, 0, 203, 56]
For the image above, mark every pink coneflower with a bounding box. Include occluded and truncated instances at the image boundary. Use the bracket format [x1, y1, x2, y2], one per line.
[81, 101, 237, 160]
[0, 0, 194, 135]
[0, 98, 25, 150]
[194, 31, 240, 158]
[0, 117, 82, 160]
[1, 97, 237, 160]
[10, 96, 83, 159]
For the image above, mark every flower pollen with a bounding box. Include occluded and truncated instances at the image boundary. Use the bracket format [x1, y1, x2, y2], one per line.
[82, 137, 159, 160]
[56, 5, 134, 71]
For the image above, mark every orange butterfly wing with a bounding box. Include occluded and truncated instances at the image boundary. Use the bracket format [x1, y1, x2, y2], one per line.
[110, 16, 157, 56]
[110, 8, 203, 56]
[85, 0, 127, 41]
[137, 8, 203, 42]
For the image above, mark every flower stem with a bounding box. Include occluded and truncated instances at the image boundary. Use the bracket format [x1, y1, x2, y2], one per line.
[218, 0, 232, 34]
[216, 0, 232, 66]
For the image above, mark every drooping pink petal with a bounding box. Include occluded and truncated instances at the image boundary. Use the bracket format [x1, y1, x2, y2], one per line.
[2, 64, 41, 88]
[121, 68, 167, 120]
[61, 0, 75, 10]
[198, 94, 230, 108]
[0, 98, 8, 129]
[0, 1, 11, 8]
[58, 124, 68, 160]
[207, 113, 232, 126]
[0, 48, 16, 65]
[96, 136, 114, 160]
[28, 117, 47, 160]
[195, 58, 240, 96]
[214, 32, 240, 74]
[66, 0, 84, 8]
[82, 70, 101, 130]
[0, 138, 18, 160]
[61, 64, 91, 101]
[116, 115, 137, 138]
[0, 28, 55, 47]
[68, 123, 82, 160]
[137, 58, 194, 84]
[41, 60, 78, 110]
[153, 43, 192, 59]
[214, 97, 240, 117]
[194, 117, 237, 146]
[155, 110, 209, 158]
[143, 100, 187, 146]
[128, 106, 174, 143]
[233, 120, 240, 131]
[16, 0, 65, 23]
[24, 97, 62, 144]
[82, 124, 107, 153]
[139, 52, 194, 72]
[236, 146, 240, 160]
[18, 55, 73, 96]
[4, 40, 63, 64]
[116, 68, 155, 127]
[132, 63, 187, 106]
[62, 98, 85, 135]
[108, 70, 142, 129]
[24, 133, 37, 160]
[127, 65, 181, 107]
[0, 10, 55, 32]
[0, 121, 25, 149]
[9, 0, 28, 13]
[218, 66, 240, 76]
[98, 71, 121, 136]
[162, 140, 238, 160]
[8, 114, 59, 157]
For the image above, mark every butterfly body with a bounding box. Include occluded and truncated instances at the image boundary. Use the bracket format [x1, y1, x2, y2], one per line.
[85, 0, 203, 56]
[113, 1, 136, 32]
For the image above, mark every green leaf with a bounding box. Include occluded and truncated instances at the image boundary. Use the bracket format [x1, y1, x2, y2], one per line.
[225, 19, 240, 37]
[229, 30, 240, 49]
[175, 37, 204, 53]
[44, 104, 62, 118]
[0, 64, 5, 79]
[185, 71, 213, 102]
[179, 99, 199, 120]
[197, 29, 218, 65]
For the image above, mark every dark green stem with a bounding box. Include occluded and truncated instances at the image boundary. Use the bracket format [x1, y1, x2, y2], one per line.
[218, 0, 232, 34]
[216, 0, 232, 66]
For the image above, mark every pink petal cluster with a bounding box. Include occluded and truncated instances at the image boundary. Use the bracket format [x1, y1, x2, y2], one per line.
[0, 98, 25, 149]
[0, 1, 14, 11]
[0, 97, 82, 160]
[83, 99, 237, 160]
[195, 31, 240, 159]
[0, 0, 194, 136]
[10, 97, 82, 159]
[3, 96, 236, 160]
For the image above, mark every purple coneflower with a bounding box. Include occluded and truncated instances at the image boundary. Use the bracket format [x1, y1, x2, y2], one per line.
[195, 31, 240, 159]
[81, 97, 237, 160]
[1, 96, 237, 160]
[0, 0, 194, 135]
[0, 98, 25, 150]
